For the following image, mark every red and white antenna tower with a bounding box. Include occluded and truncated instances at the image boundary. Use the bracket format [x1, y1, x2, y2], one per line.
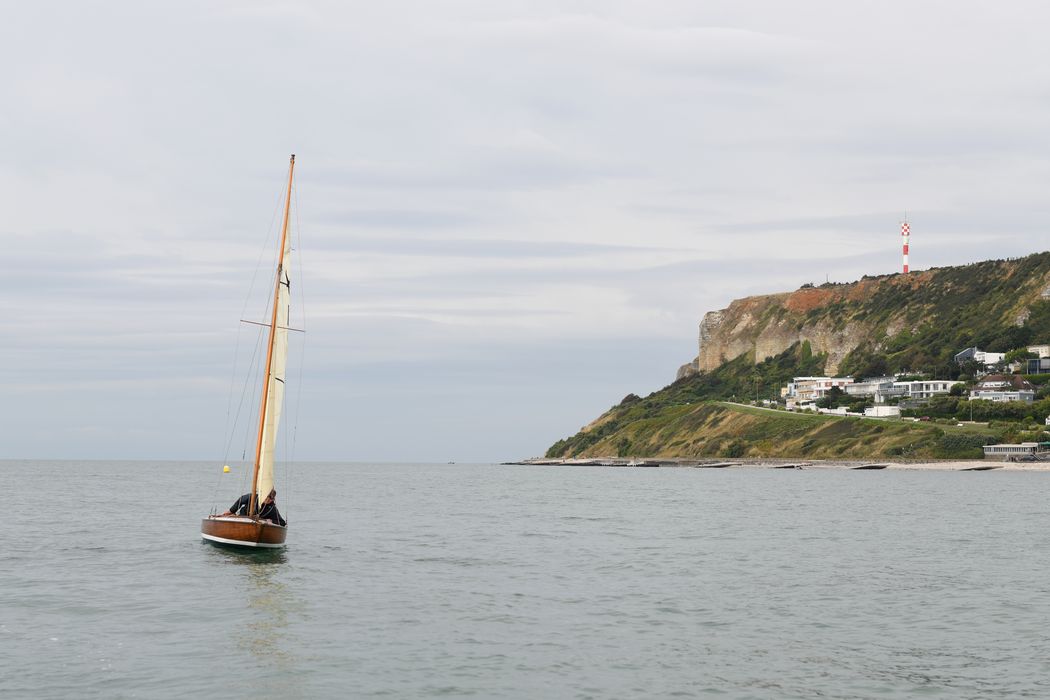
[901, 218, 910, 273]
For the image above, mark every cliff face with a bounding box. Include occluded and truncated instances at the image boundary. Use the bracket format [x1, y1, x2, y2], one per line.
[689, 259, 1050, 377]
[695, 285, 880, 375]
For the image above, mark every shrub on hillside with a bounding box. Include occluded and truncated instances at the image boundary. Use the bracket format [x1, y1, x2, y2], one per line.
[935, 433, 995, 458]
[721, 440, 747, 458]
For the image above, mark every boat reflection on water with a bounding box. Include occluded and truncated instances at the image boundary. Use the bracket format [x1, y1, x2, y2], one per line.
[204, 545, 302, 691]
[206, 542, 288, 566]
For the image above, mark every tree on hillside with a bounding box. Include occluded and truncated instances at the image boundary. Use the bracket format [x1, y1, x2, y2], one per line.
[816, 386, 845, 409]
[986, 326, 1034, 353]
[957, 359, 982, 380]
[854, 354, 889, 380]
[1004, 348, 1037, 365]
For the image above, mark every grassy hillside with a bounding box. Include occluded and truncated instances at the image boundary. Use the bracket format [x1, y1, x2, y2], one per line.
[547, 402, 1001, 460]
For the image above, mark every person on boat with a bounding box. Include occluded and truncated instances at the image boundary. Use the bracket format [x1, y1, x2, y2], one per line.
[222, 488, 287, 526]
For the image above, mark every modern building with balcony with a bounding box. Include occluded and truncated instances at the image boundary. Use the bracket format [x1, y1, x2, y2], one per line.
[969, 374, 1035, 403]
[844, 376, 899, 397]
[783, 376, 855, 403]
[894, 380, 963, 400]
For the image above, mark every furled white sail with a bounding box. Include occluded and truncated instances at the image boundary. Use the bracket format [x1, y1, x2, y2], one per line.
[256, 232, 292, 505]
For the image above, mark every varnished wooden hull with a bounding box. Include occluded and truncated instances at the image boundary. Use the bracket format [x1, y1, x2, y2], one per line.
[201, 516, 287, 548]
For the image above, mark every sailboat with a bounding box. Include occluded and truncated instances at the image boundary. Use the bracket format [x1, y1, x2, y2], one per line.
[201, 155, 298, 548]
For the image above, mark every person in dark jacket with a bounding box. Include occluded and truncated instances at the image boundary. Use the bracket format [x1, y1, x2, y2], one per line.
[258, 490, 287, 526]
[222, 488, 287, 526]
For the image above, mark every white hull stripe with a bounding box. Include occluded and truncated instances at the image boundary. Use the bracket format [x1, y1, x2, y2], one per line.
[201, 532, 285, 548]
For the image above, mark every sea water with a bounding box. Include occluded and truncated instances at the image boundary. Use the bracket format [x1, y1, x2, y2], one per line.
[4, 461, 1050, 699]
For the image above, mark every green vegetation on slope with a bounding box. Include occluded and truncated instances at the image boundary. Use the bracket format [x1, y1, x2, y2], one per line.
[837, 253, 1050, 378]
[548, 402, 1001, 460]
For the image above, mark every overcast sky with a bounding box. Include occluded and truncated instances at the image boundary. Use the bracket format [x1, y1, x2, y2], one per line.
[4, 1, 1050, 462]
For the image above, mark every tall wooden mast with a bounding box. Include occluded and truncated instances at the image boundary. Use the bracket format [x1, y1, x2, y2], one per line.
[249, 154, 295, 518]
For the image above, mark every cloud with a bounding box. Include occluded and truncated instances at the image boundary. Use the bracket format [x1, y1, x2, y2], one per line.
[3, 0, 1049, 460]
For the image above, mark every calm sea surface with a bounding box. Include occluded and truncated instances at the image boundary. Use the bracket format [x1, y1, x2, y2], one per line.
[4, 461, 1050, 699]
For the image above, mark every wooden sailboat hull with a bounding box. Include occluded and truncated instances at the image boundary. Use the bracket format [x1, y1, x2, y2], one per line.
[201, 516, 287, 548]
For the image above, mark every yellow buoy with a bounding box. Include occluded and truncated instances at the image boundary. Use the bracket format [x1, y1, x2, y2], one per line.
[223, 465, 231, 473]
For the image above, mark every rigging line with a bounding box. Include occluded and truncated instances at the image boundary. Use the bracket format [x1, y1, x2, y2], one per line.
[234, 328, 268, 476]
[219, 330, 241, 458]
[210, 457, 226, 513]
[293, 175, 307, 333]
[219, 315, 251, 465]
[217, 175, 287, 507]
[217, 247, 272, 507]
[283, 331, 304, 517]
[245, 328, 267, 452]
[288, 335, 305, 518]
[212, 169, 293, 509]
[223, 324, 266, 462]
[258, 173, 295, 331]
[212, 325, 251, 504]
[287, 178, 308, 516]
[240, 180, 287, 323]
[251, 236, 286, 361]
[280, 368, 294, 519]
[287, 340, 305, 520]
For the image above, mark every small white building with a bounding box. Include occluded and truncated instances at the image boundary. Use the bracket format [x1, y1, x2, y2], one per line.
[1028, 345, 1050, 359]
[864, 405, 901, 418]
[954, 347, 1006, 367]
[983, 442, 1040, 459]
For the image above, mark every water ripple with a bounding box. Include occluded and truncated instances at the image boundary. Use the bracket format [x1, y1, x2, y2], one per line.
[4, 462, 1050, 698]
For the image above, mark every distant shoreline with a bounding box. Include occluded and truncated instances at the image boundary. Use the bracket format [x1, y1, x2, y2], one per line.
[506, 457, 1050, 471]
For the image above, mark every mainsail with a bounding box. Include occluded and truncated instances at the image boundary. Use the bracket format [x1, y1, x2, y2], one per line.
[250, 155, 295, 513]
[257, 246, 291, 503]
